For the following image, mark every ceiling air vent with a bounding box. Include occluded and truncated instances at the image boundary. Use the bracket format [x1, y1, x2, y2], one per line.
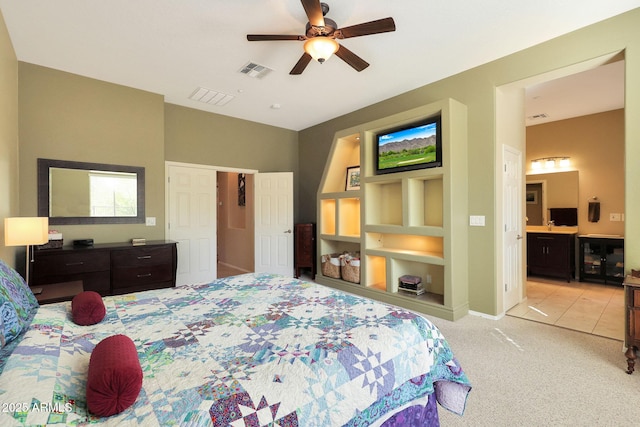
[239, 62, 273, 78]
[527, 113, 549, 120]
[189, 87, 234, 106]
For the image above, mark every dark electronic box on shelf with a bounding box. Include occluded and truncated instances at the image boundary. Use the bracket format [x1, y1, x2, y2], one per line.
[399, 275, 424, 295]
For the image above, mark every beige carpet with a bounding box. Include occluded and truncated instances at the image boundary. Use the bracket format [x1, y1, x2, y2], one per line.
[432, 313, 639, 426]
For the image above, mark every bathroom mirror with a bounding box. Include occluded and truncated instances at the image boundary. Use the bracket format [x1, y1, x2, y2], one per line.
[37, 158, 145, 225]
[526, 171, 578, 226]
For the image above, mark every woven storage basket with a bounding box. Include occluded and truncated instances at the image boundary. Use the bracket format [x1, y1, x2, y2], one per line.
[321, 253, 342, 279]
[340, 256, 360, 284]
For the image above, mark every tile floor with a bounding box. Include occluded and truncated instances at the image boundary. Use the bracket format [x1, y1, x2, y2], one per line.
[507, 277, 624, 341]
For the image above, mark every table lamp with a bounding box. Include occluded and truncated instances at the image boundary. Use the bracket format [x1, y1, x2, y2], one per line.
[4, 217, 49, 284]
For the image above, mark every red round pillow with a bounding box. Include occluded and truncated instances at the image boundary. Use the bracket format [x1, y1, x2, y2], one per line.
[71, 291, 106, 326]
[86, 334, 142, 417]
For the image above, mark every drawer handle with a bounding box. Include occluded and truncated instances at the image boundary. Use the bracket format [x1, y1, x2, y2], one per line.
[137, 273, 152, 278]
[137, 256, 152, 260]
[66, 262, 84, 266]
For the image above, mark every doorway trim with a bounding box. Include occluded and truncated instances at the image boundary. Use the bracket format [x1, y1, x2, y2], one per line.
[164, 161, 258, 284]
[495, 51, 623, 315]
[164, 161, 258, 241]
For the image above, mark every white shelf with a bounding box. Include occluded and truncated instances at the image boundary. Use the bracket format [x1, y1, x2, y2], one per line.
[365, 248, 444, 265]
[319, 234, 360, 243]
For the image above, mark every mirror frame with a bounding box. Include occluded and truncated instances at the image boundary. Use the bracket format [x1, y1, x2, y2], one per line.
[37, 158, 145, 225]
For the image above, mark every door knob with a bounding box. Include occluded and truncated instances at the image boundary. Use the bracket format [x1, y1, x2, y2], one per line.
[284, 229, 292, 233]
[516, 234, 523, 240]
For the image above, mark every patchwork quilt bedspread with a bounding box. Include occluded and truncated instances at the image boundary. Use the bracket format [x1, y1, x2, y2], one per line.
[0, 273, 470, 426]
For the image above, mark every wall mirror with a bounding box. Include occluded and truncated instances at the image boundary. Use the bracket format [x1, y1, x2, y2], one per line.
[526, 171, 578, 226]
[38, 158, 145, 225]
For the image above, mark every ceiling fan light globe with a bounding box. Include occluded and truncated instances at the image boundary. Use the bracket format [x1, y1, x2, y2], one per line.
[304, 37, 339, 63]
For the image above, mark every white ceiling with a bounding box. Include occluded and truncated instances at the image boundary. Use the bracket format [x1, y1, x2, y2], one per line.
[0, 0, 636, 131]
[525, 60, 624, 127]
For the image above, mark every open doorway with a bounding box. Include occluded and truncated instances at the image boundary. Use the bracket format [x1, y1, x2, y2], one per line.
[165, 161, 258, 285]
[496, 52, 625, 316]
[508, 60, 626, 338]
[216, 171, 255, 278]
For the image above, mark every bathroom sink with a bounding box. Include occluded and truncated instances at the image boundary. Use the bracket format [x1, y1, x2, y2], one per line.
[526, 225, 579, 234]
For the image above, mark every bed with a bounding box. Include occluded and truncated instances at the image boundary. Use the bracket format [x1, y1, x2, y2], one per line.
[0, 265, 470, 426]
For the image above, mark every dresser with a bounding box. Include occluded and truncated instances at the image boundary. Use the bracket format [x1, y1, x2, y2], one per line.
[294, 223, 316, 279]
[624, 276, 640, 374]
[30, 241, 177, 297]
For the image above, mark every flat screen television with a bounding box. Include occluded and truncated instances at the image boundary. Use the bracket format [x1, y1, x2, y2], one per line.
[375, 115, 442, 174]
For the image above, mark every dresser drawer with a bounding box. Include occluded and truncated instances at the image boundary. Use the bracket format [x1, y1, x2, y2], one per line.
[111, 263, 174, 289]
[32, 250, 110, 279]
[633, 289, 640, 307]
[111, 246, 172, 268]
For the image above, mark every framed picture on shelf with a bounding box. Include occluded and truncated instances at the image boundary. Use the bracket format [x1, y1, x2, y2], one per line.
[345, 166, 360, 191]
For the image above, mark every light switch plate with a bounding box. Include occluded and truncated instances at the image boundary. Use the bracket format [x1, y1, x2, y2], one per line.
[146, 217, 156, 226]
[469, 215, 485, 226]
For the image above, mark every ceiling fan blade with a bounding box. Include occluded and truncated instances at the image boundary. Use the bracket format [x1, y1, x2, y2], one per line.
[335, 45, 369, 72]
[247, 34, 305, 41]
[290, 52, 313, 75]
[335, 17, 396, 39]
[301, 0, 325, 27]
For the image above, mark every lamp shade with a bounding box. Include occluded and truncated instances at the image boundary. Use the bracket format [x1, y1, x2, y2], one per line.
[304, 37, 339, 63]
[4, 217, 49, 246]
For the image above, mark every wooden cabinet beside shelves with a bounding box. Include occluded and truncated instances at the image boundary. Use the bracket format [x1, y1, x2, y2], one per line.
[294, 223, 316, 279]
[316, 98, 468, 321]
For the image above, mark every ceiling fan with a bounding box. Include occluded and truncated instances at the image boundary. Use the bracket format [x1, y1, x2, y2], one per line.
[247, 0, 396, 75]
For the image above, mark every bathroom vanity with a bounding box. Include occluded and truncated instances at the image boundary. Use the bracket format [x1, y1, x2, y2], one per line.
[526, 226, 578, 282]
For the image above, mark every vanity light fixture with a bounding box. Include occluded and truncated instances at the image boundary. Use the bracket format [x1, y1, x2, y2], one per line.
[530, 156, 570, 170]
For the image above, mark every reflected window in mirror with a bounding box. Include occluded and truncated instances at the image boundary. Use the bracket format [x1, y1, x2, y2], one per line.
[38, 159, 145, 225]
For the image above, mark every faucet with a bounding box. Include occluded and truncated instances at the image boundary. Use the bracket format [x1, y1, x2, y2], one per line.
[547, 220, 555, 230]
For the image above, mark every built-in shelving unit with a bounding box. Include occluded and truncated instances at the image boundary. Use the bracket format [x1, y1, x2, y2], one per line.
[316, 99, 469, 320]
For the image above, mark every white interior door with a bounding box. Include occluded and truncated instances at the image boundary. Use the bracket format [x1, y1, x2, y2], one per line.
[167, 164, 217, 285]
[503, 145, 523, 310]
[254, 172, 294, 276]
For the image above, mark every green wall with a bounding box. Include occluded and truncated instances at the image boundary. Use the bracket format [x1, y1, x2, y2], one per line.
[15, 63, 300, 246]
[0, 9, 18, 266]
[163, 104, 299, 220]
[298, 8, 640, 316]
[18, 62, 166, 244]
[164, 104, 298, 173]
